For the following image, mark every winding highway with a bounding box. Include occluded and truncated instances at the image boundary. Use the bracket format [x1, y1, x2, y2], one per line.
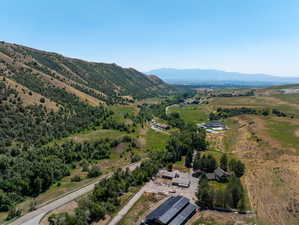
[10, 162, 141, 225]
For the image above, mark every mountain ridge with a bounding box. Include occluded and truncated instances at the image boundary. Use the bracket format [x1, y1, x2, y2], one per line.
[0, 41, 177, 106]
[147, 68, 299, 85]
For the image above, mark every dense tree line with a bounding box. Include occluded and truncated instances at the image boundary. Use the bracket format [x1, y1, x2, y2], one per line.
[193, 154, 217, 173]
[195, 153, 246, 210]
[272, 109, 288, 117]
[166, 125, 207, 164]
[0, 137, 133, 212]
[211, 90, 255, 97]
[48, 156, 164, 225]
[210, 107, 292, 120]
[193, 153, 245, 178]
[197, 176, 246, 210]
[209, 107, 270, 120]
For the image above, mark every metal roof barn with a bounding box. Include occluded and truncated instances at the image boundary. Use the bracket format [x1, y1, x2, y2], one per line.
[168, 204, 197, 225]
[145, 196, 197, 225]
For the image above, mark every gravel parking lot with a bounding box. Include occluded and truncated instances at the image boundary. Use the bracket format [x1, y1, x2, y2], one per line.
[144, 174, 199, 203]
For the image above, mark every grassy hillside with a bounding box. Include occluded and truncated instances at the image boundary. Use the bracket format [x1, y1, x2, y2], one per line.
[0, 41, 177, 105]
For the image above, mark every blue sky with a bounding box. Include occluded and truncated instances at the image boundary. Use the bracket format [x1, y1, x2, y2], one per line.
[1, 0, 299, 76]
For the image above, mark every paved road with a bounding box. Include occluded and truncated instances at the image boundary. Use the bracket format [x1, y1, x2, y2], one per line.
[10, 162, 141, 225]
[107, 171, 200, 225]
[165, 104, 177, 115]
[107, 182, 149, 225]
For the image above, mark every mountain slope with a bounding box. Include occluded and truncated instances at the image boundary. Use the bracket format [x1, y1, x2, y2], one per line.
[147, 68, 299, 85]
[0, 42, 176, 105]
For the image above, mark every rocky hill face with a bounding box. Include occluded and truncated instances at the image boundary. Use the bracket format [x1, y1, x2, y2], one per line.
[0, 41, 176, 105]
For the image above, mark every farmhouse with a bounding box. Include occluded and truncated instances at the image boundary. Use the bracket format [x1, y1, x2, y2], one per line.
[145, 196, 197, 225]
[157, 170, 191, 188]
[159, 170, 177, 180]
[198, 121, 227, 131]
[155, 123, 170, 130]
[172, 173, 191, 188]
[205, 167, 231, 182]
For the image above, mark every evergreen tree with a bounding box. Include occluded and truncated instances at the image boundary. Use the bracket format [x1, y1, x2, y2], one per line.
[185, 149, 193, 168]
[220, 153, 228, 171]
[234, 160, 245, 177]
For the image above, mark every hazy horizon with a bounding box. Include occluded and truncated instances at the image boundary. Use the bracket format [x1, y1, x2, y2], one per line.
[1, 0, 299, 77]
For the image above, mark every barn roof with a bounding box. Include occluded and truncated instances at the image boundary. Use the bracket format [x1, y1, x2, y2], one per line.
[168, 203, 197, 225]
[158, 196, 189, 224]
[145, 196, 197, 225]
[205, 172, 216, 180]
[146, 196, 181, 221]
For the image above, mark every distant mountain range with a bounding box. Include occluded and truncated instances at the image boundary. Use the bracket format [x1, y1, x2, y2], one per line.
[147, 68, 299, 87]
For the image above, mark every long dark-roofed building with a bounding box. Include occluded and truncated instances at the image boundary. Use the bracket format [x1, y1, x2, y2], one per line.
[145, 196, 197, 225]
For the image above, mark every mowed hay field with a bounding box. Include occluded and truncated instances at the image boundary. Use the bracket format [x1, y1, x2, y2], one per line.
[207, 92, 299, 225]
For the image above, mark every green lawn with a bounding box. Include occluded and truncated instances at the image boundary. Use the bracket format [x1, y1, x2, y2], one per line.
[266, 118, 299, 153]
[168, 104, 208, 124]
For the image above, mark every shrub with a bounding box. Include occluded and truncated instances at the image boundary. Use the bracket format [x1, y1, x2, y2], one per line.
[88, 166, 102, 178]
[40, 97, 45, 103]
[71, 175, 81, 182]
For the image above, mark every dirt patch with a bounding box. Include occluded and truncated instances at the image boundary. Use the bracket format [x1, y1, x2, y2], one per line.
[154, 178, 172, 185]
[115, 143, 128, 154]
[136, 137, 146, 148]
[2, 76, 60, 111]
[294, 130, 299, 138]
[139, 128, 147, 136]
[207, 133, 225, 152]
[187, 210, 255, 225]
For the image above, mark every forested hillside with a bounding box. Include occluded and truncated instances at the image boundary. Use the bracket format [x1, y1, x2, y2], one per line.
[0, 41, 181, 216]
[0, 41, 177, 105]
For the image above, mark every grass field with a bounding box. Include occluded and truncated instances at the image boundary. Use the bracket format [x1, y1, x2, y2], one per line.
[211, 96, 274, 107]
[222, 119, 240, 153]
[273, 93, 299, 105]
[266, 118, 299, 153]
[70, 129, 127, 142]
[168, 104, 209, 124]
[145, 128, 169, 152]
[191, 217, 224, 225]
[109, 105, 137, 122]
